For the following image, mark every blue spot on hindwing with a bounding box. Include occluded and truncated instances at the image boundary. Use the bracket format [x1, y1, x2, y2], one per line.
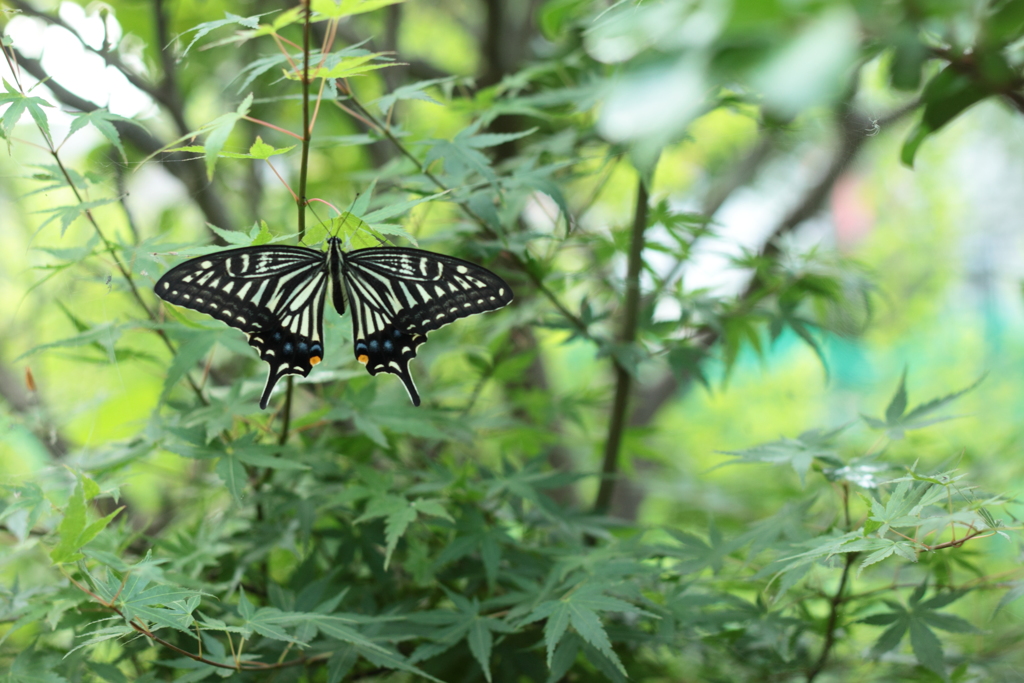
[298, 342, 308, 353]
[393, 328, 402, 339]
[369, 340, 379, 352]
[283, 342, 294, 355]
[384, 340, 393, 352]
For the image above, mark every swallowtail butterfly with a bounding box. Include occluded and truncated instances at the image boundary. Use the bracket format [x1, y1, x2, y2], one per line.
[155, 237, 513, 409]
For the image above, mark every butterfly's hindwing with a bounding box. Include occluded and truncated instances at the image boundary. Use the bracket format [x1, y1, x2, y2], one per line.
[341, 247, 513, 405]
[155, 246, 330, 408]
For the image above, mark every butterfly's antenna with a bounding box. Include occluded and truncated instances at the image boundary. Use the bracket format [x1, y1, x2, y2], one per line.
[330, 192, 361, 238]
[307, 203, 328, 240]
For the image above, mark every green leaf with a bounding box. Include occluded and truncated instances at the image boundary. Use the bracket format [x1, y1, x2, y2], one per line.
[538, 601, 570, 666]
[871, 617, 909, 656]
[360, 190, 449, 225]
[538, 0, 592, 40]
[238, 587, 255, 620]
[567, 603, 626, 676]
[716, 426, 843, 486]
[292, 54, 396, 81]
[65, 109, 140, 161]
[234, 447, 310, 470]
[160, 332, 215, 403]
[424, 125, 502, 185]
[311, 0, 406, 19]
[0, 82, 53, 146]
[216, 452, 248, 503]
[901, 65, 992, 167]
[885, 368, 908, 423]
[863, 372, 984, 437]
[250, 221, 274, 245]
[527, 584, 640, 675]
[179, 12, 270, 58]
[355, 494, 422, 568]
[248, 135, 295, 159]
[202, 93, 254, 178]
[327, 646, 359, 683]
[34, 198, 118, 237]
[206, 223, 252, 246]
[117, 579, 201, 633]
[995, 581, 1024, 615]
[467, 619, 493, 682]
[373, 77, 452, 114]
[7, 643, 69, 683]
[50, 474, 122, 565]
[909, 620, 945, 676]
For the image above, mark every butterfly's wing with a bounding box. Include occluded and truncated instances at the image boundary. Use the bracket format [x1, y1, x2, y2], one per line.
[341, 247, 513, 405]
[155, 246, 329, 409]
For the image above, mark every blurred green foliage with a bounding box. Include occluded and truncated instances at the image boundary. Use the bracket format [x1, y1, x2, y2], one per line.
[2, 0, 1024, 681]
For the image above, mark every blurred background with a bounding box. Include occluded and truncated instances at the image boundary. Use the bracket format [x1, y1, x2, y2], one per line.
[2, 0, 1024, 674]
[1, 0, 1022, 526]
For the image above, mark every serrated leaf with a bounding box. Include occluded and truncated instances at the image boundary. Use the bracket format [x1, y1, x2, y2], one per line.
[360, 190, 449, 225]
[216, 453, 247, 503]
[34, 198, 118, 237]
[538, 602, 570, 666]
[179, 12, 271, 58]
[238, 587, 255, 619]
[567, 604, 626, 676]
[871, 617, 908, 656]
[7, 644, 70, 683]
[995, 582, 1024, 615]
[373, 77, 452, 114]
[909, 620, 945, 675]
[919, 611, 979, 634]
[202, 93, 253, 178]
[291, 53, 395, 81]
[160, 333, 215, 403]
[250, 136, 277, 159]
[250, 220, 274, 246]
[0, 85, 53, 146]
[468, 619, 493, 682]
[65, 109, 140, 161]
[885, 368, 909, 423]
[49, 475, 121, 565]
[327, 646, 359, 683]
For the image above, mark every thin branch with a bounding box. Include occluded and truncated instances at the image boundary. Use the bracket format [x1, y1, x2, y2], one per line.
[593, 175, 650, 515]
[7, 46, 238, 235]
[298, 0, 312, 241]
[806, 552, 856, 683]
[275, 0, 314, 440]
[0, 43, 207, 405]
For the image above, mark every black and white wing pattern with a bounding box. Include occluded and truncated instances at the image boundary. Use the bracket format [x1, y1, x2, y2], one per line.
[155, 246, 330, 409]
[340, 246, 513, 406]
[155, 238, 513, 409]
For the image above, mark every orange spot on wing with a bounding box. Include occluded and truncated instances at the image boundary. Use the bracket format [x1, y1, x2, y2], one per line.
[357, 354, 369, 365]
[310, 356, 322, 366]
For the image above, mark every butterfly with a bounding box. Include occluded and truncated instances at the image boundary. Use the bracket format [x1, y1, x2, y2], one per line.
[155, 237, 513, 409]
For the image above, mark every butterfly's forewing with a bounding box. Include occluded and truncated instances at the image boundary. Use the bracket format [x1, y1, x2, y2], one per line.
[341, 247, 513, 405]
[155, 246, 329, 409]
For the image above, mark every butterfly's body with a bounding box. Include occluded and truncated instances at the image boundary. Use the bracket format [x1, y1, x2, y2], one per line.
[156, 237, 512, 409]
